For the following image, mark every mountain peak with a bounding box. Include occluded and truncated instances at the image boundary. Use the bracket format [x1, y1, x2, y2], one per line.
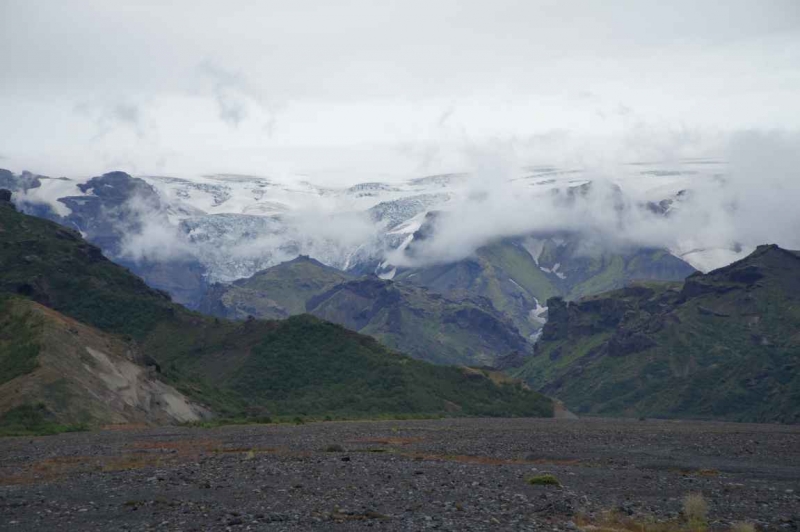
[687, 243, 800, 293]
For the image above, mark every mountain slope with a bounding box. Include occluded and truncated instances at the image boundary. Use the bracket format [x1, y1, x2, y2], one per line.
[396, 236, 696, 339]
[199, 257, 532, 366]
[199, 255, 352, 319]
[0, 297, 209, 433]
[307, 277, 531, 365]
[0, 192, 553, 422]
[513, 245, 800, 423]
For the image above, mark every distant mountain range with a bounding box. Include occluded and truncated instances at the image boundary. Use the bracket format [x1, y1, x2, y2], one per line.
[1, 162, 745, 309]
[0, 192, 554, 432]
[2, 161, 797, 426]
[0, 167, 699, 365]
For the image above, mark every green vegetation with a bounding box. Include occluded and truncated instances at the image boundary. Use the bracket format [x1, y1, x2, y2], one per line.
[0, 403, 88, 437]
[0, 296, 42, 385]
[202, 259, 532, 366]
[0, 201, 554, 424]
[576, 503, 720, 532]
[527, 474, 561, 486]
[309, 279, 531, 366]
[396, 240, 559, 338]
[397, 238, 694, 341]
[683, 493, 709, 531]
[199, 255, 351, 319]
[221, 315, 551, 417]
[516, 246, 800, 423]
[0, 204, 174, 340]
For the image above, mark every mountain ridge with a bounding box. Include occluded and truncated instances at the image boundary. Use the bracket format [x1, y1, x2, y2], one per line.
[514, 244, 800, 423]
[0, 190, 554, 428]
[200, 258, 532, 366]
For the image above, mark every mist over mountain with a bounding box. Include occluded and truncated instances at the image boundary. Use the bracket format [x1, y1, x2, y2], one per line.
[3, 131, 799, 308]
[3, 5, 800, 531]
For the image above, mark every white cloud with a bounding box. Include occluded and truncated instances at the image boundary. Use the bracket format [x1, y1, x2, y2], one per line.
[0, 1, 797, 179]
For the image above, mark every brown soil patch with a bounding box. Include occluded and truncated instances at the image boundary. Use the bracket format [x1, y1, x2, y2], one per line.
[101, 423, 150, 431]
[129, 439, 219, 453]
[346, 437, 423, 446]
[2, 455, 95, 485]
[402, 452, 582, 466]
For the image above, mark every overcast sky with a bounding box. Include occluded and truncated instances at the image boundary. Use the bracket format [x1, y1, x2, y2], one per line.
[1, 0, 799, 181]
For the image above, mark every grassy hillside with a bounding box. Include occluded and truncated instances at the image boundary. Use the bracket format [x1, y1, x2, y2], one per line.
[199, 258, 532, 366]
[397, 241, 559, 339]
[397, 238, 695, 338]
[307, 277, 531, 366]
[514, 246, 800, 423]
[0, 196, 553, 422]
[198, 255, 352, 319]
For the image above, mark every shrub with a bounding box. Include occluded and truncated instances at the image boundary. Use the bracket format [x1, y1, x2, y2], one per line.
[527, 474, 561, 486]
[324, 444, 345, 452]
[683, 493, 708, 529]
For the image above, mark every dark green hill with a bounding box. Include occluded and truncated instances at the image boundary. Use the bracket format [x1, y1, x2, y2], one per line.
[201, 257, 532, 366]
[514, 245, 800, 423]
[307, 277, 531, 365]
[0, 193, 553, 423]
[396, 237, 695, 339]
[198, 255, 352, 320]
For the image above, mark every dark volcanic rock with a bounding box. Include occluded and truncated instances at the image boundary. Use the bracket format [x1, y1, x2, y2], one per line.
[1, 418, 798, 532]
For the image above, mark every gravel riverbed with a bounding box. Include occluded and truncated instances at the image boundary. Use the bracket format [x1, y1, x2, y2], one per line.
[1, 418, 798, 531]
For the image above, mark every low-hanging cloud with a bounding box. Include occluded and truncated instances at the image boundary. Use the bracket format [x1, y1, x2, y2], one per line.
[108, 181, 380, 282]
[387, 130, 800, 271]
[198, 60, 258, 128]
[74, 100, 149, 140]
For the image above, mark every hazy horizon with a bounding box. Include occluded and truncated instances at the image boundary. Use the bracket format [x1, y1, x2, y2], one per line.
[2, 1, 799, 182]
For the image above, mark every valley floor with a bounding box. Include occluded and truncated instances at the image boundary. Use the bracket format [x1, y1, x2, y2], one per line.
[0, 418, 798, 531]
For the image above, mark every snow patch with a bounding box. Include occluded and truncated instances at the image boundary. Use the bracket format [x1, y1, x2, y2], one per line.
[540, 262, 567, 279]
[521, 237, 545, 265]
[529, 298, 548, 325]
[379, 268, 397, 280]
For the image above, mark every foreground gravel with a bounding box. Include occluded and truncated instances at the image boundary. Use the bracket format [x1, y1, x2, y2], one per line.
[1, 418, 798, 531]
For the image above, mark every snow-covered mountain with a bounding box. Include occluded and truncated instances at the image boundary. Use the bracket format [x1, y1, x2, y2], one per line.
[2, 160, 748, 308]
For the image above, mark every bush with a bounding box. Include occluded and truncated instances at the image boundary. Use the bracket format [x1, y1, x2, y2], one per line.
[0, 403, 87, 437]
[683, 493, 708, 529]
[527, 474, 561, 487]
[323, 444, 345, 452]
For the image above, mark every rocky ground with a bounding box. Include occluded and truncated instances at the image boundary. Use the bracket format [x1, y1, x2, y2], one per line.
[0, 418, 798, 531]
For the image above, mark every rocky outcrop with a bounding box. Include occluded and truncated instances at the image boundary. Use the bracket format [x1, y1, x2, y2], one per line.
[0, 188, 12, 204]
[515, 244, 800, 423]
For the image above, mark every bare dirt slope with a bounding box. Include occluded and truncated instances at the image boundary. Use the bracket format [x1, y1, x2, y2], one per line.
[0, 299, 209, 426]
[1, 418, 798, 531]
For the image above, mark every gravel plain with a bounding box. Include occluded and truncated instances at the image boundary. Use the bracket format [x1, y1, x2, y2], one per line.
[1, 417, 799, 531]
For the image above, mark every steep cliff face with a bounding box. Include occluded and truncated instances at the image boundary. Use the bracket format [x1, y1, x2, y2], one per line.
[515, 245, 800, 423]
